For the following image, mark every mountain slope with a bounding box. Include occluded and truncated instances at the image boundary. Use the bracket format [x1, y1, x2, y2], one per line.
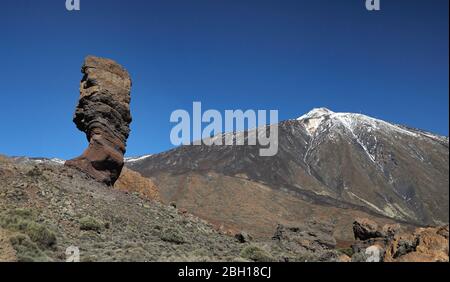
[0, 156, 246, 261]
[127, 108, 449, 240]
[0, 155, 354, 262]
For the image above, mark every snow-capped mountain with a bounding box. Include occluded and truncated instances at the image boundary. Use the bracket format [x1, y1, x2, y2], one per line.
[127, 108, 448, 240]
[297, 107, 447, 143]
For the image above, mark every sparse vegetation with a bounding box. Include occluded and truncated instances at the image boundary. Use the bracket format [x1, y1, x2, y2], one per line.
[240, 245, 274, 262]
[160, 227, 186, 244]
[0, 159, 347, 262]
[0, 208, 56, 247]
[26, 166, 42, 177]
[0, 209, 55, 262]
[296, 252, 321, 262]
[25, 222, 56, 247]
[9, 234, 51, 262]
[79, 216, 104, 232]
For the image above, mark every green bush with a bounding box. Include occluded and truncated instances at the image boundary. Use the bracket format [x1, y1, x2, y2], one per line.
[9, 234, 51, 262]
[0, 208, 33, 229]
[26, 222, 57, 247]
[160, 228, 185, 244]
[79, 216, 104, 232]
[0, 208, 56, 247]
[240, 245, 275, 262]
[26, 166, 42, 177]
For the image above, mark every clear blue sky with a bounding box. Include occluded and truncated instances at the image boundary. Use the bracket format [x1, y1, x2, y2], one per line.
[0, 0, 448, 159]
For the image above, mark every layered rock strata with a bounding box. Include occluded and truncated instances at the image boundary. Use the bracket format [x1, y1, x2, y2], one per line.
[65, 56, 132, 185]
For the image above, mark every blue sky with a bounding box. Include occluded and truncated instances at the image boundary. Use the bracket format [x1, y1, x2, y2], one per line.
[0, 0, 448, 159]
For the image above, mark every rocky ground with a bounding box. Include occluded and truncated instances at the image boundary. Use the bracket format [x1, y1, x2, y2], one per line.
[0, 155, 447, 262]
[0, 155, 342, 262]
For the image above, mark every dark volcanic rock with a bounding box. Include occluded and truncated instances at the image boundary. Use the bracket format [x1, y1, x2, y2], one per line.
[235, 231, 252, 243]
[65, 56, 132, 185]
[353, 218, 384, 240]
[272, 220, 337, 253]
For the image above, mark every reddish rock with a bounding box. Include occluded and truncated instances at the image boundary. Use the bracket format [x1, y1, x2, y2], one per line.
[114, 168, 160, 201]
[65, 56, 132, 185]
[384, 225, 449, 262]
[337, 254, 351, 262]
[352, 218, 449, 262]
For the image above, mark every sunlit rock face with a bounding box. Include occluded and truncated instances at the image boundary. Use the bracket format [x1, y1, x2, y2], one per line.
[65, 56, 132, 186]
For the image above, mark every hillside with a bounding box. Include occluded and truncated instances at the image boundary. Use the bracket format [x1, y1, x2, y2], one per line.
[0, 156, 244, 261]
[0, 155, 345, 262]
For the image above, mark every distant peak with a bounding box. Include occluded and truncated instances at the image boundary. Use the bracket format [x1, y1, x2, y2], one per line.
[296, 108, 335, 135]
[297, 107, 335, 121]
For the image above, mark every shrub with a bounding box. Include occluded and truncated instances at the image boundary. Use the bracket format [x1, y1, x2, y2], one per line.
[79, 216, 104, 232]
[0, 208, 33, 230]
[26, 222, 57, 247]
[26, 166, 42, 177]
[240, 245, 275, 262]
[160, 228, 185, 244]
[9, 234, 51, 262]
[0, 208, 56, 247]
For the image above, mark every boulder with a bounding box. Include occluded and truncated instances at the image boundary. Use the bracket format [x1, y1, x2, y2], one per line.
[351, 244, 385, 262]
[235, 231, 252, 243]
[337, 254, 351, 262]
[272, 220, 336, 252]
[353, 218, 384, 241]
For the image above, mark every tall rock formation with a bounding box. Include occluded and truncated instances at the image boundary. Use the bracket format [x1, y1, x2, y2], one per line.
[65, 56, 132, 185]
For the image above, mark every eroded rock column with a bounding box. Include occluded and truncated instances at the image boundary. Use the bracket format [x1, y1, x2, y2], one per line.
[65, 56, 132, 185]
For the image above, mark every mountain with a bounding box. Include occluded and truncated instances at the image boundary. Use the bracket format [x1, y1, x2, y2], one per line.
[1, 106, 448, 262]
[127, 108, 449, 241]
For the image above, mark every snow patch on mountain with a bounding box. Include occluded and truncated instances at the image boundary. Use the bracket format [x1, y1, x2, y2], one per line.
[10, 157, 65, 165]
[49, 158, 65, 165]
[297, 108, 334, 135]
[297, 108, 447, 142]
[125, 155, 153, 163]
